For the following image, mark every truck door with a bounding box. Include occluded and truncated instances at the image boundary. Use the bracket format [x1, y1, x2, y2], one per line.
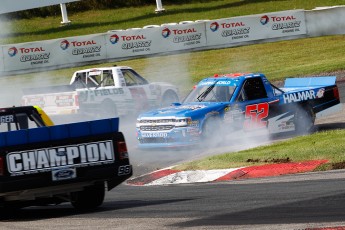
[234, 77, 273, 130]
[121, 69, 151, 111]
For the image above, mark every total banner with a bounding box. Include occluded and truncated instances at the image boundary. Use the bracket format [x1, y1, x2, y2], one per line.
[2, 34, 107, 72]
[3, 40, 56, 71]
[206, 10, 307, 46]
[56, 34, 107, 64]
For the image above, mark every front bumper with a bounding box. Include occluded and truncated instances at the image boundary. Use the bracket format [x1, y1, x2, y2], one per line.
[136, 127, 201, 149]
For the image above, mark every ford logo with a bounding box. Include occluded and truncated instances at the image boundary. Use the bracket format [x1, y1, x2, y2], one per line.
[54, 169, 74, 179]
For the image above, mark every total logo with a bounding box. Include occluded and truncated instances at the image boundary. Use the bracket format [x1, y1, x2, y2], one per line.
[260, 15, 297, 25]
[162, 28, 171, 38]
[210, 22, 219, 32]
[260, 15, 269, 25]
[8, 47, 18, 57]
[60, 40, 70, 50]
[109, 34, 119, 44]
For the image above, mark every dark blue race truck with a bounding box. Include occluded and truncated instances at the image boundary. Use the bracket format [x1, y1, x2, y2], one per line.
[136, 73, 342, 148]
[0, 106, 132, 210]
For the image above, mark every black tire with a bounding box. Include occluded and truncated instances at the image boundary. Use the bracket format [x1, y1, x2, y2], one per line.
[71, 183, 105, 211]
[161, 90, 179, 107]
[294, 105, 315, 134]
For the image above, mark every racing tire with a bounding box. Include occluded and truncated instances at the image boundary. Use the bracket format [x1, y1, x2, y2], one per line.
[294, 105, 315, 135]
[71, 183, 105, 211]
[161, 90, 179, 107]
[201, 116, 222, 146]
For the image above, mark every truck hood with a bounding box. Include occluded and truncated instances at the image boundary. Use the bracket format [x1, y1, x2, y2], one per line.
[138, 102, 227, 118]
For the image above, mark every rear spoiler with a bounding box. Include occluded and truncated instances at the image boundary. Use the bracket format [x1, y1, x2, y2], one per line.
[284, 76, 337, 88]
[0, 117, 119, 147]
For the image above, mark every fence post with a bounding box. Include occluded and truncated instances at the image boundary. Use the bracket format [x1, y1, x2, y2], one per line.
[60, 3, 71, 25]
[155, 0, 165, 13]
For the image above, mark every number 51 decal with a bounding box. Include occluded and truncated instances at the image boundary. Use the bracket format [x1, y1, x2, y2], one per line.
[244, 102, 269, 130]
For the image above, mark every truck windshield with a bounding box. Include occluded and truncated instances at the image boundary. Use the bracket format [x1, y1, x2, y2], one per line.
[184, 84, 236, 103]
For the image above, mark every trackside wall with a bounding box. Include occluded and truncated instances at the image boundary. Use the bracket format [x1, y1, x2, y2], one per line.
[0, 6, 344, 76]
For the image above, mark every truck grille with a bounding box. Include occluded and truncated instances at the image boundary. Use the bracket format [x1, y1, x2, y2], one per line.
[139, 138, 175, 144]
[140, 125, 174, 131]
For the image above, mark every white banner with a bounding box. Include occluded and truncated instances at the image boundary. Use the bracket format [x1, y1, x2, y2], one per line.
[3, 40, 56, 71]
[206, 10, 307, 46]
[0, 0, 79, 14]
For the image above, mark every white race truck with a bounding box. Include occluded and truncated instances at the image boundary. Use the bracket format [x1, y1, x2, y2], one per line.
[22, 66, 180, 118]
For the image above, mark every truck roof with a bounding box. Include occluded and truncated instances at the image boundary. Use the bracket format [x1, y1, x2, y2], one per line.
[73, 66, 132, 73]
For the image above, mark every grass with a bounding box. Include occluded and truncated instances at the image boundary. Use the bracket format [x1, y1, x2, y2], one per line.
[174, 129, 345, 171]
[1, 0, 345, 44]
[1, 0, 345, 171]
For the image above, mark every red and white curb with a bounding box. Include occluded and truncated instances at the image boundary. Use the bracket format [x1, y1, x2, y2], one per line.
[127, 160, 328, 186]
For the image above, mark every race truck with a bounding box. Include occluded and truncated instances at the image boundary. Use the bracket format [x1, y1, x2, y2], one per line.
[0, 106, 132, 210]
[22, 66, 179, 118]
[136, 73, 342, 148]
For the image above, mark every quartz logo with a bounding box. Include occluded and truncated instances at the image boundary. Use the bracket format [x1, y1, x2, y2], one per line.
[8, 47, 18, 57]
[210, 22, 219, 32]
[60, 39, 70, 50]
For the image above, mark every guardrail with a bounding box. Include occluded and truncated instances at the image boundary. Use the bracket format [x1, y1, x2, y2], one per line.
[1, 6, 344, 76]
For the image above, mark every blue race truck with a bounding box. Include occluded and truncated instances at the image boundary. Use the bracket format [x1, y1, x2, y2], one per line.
[0, 106, 132, 210]
[136, 73, 342, 148]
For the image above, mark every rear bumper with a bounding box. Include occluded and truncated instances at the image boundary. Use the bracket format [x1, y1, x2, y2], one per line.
[0, 163, 132, 196]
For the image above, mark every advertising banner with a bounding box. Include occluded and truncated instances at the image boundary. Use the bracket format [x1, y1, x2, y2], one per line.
[206, 10, 307, 46]
[3, 40, 56, 71]
[54, 34, 107, 65]
[106, 27, 164, 59]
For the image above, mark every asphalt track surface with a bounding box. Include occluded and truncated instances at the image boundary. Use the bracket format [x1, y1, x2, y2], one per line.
[1, 82, 344, 229]
[3, 170, 345, 230]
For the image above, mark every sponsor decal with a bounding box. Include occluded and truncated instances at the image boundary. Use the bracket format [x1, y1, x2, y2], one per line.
[110, 34, 152, 53]
[260, 15, 269, 25]
[7, 45, 50, 66]
[60, 40, 70, 50]
[77, 88, 125, 102]
[7, 140, 114, 175]
[0, 115, 14, 123]
[27, 97, 45, 106]
[261, 15, 302, 33]
[162, 27, 202, 46]
[141, 132, 168, 138]
[316, 88, 325, 98]
[283, 90, 316, 103]
[8, 47, 18, 57]
[10, 46, 51, 65]
[61, 39, 102, 58]
[55, 95, 74, 107]
[210, 22, 219, 32]
[199, 80, 234, 86]
[162, 28, 171, 38]
[109, 34, 120, 44]
[52, 167, 76, 181]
